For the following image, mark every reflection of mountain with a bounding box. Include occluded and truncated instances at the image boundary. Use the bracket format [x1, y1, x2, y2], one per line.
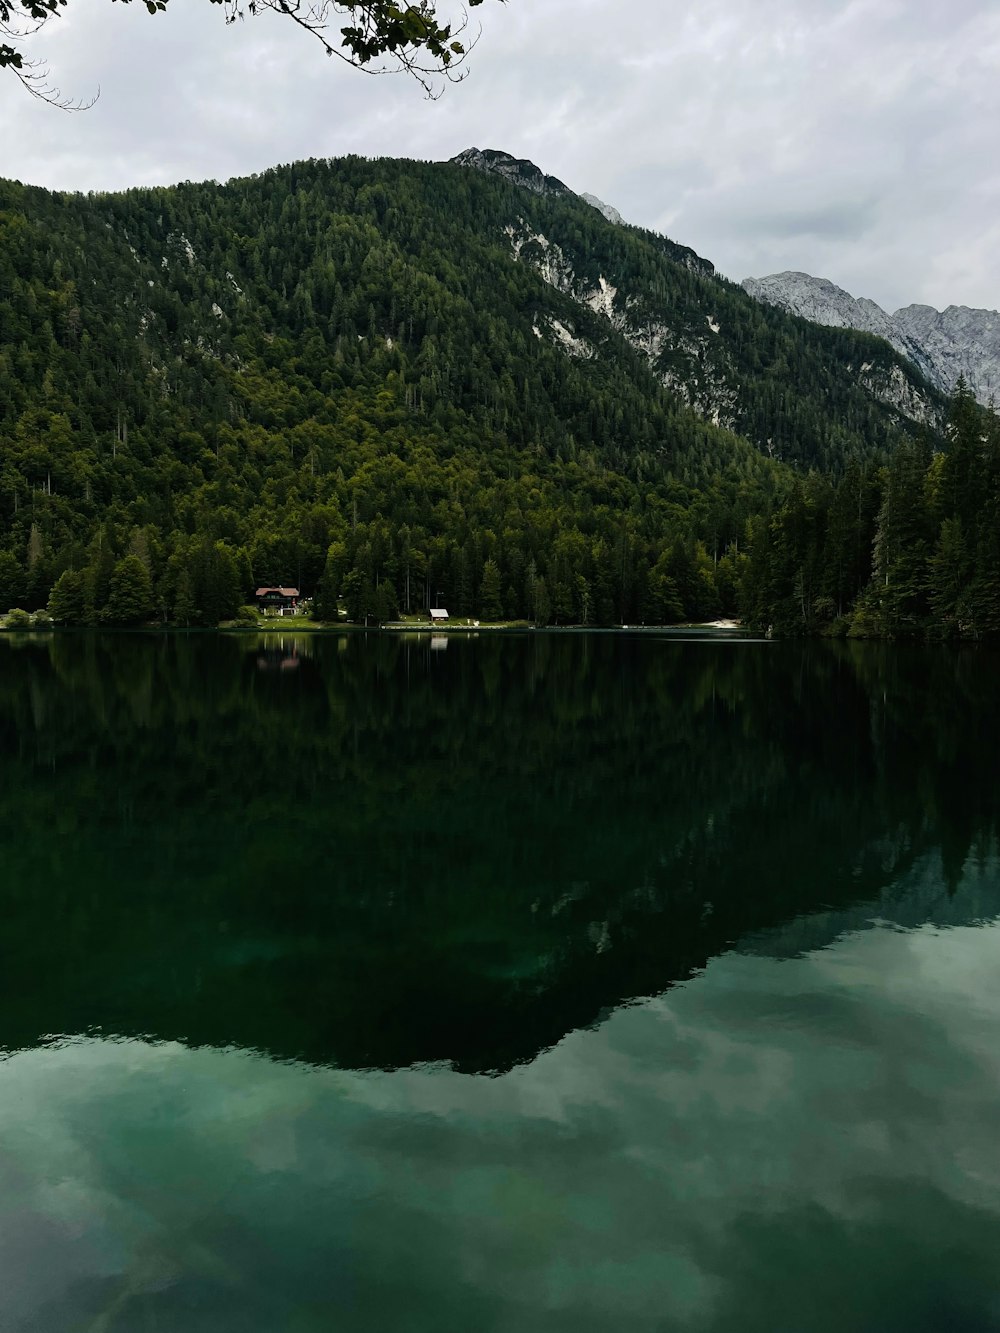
[0, 633, 997, 1073]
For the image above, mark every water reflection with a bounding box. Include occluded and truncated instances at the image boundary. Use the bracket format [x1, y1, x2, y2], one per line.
[0, 633, 999, 1071]
[3, 914, 1000, 1333]
[3, 633, 1000, 1330]
[255, 637, 303, 672]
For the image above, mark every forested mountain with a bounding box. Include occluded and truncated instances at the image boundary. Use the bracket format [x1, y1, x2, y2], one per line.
[0, 150, 984, 631]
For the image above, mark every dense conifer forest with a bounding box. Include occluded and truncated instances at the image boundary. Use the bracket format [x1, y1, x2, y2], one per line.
[0, 152, 995, 634]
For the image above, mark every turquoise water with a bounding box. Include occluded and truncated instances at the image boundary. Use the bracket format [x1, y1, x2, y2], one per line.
[1, 632, 999, 1331]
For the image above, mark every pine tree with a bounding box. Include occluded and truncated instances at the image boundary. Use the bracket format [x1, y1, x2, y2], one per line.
[479, 558, 504, 621]
[0, 551, 25, 612]
[872, 441, 932, 635]
[85, 539, 117, 626]
[927, 517, 970, 634]
[374, 580, 396, 626]
[531, 575, 551, 627]
[174, 571, 196, 627]
[47, 569, 87, 624]
[104, 556, 153, 626]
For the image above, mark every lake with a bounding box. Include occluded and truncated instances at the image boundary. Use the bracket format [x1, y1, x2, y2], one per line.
[1, 630, 1000, 1332]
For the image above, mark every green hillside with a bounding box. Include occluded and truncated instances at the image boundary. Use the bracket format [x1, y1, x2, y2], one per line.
[0, 153, 955, 627]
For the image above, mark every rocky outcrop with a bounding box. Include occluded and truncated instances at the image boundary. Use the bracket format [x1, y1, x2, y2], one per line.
[453, 152, 939, 438]
[742, 270, 999, 407]
[451, 149, 626, 226]
[450, 147, 574, 200]
[504, 219, 736, 428]
[453, 147, 714, 280]
[580, 192, 624, 226]
[893, 303, 1000, 407]
[857, 361, 939, 425]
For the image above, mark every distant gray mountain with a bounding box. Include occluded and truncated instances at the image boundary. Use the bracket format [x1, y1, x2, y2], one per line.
[893, 303, 1000, 406]
[742, 270, 999, 406]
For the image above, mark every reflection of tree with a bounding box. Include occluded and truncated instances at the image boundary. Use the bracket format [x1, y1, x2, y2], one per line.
[0, 633, 996, 1071]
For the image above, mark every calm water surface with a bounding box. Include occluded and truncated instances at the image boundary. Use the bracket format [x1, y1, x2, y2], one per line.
[1, 631, 1000, 1332]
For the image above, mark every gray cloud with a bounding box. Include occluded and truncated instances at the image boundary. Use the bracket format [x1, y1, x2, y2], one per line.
[1, 0, 998, 314]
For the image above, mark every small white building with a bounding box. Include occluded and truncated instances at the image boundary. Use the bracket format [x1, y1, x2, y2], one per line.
[430, 608, 449, 621]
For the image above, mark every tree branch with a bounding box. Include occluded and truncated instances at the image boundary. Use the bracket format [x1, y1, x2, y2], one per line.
[1, 0, 498, 106]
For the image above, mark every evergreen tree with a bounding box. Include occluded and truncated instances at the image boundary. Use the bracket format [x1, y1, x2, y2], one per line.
[174, 571, 196, 627]
[927, 517, 971, 633]
[47, 568, 87, 624]
[374, 580, 396, 626]
[531, 575, 552, 627]
[104, 555, 153, 625]
[0, 550, 25, 612]
[479, 558, 504, 621]
[85, 540, 118, 626]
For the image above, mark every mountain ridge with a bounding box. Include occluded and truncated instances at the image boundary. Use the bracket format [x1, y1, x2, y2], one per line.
[743, 270, 999, 406]
[447, 148, 942, 436]
[447, 151, 994, 415]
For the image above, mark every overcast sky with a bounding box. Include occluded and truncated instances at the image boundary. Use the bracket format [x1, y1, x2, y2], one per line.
[2, 0, 998, 314]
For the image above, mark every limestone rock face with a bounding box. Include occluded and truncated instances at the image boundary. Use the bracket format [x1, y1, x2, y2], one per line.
[892, 303, 1000, 407]
[742, 270, 1000, 406]
[580, 192, 624, 226]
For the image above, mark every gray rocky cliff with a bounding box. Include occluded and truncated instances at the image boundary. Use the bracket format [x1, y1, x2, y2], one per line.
[742, 270, 999, 407]
[451, 149, 628, 226]
[451, 147, 713, 280]
[893, 303, 1000, 406]
[580, 192, 624, 226]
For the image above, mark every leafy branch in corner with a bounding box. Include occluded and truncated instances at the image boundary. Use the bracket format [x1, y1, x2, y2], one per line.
[0, 0, 495, 107]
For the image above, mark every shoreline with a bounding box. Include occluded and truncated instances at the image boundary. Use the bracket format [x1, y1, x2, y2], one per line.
[1, 620, 749, 637]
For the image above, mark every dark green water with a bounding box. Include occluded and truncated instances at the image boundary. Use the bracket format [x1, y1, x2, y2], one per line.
[2, 631, 1000, 1332]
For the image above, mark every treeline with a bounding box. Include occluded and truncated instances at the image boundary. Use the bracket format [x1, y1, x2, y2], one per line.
[4, 510, 742, 627]
[742, 380, 1000, 638]
[41, 532, 248, 627]
[311, 523, 744, 626]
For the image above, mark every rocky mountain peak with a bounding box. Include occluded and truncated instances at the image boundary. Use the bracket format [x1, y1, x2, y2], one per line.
[450, 149, 627, 229]
[450, 148, 574, 200]
[892, 304, 1000, 406]
[742, 272, 895, 338]
[742, 271, 999, 405]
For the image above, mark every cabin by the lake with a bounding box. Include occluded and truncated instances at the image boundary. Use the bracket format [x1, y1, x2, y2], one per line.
[255, 587, 301, 616]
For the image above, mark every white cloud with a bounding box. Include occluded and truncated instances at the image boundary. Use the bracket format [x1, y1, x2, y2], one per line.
[1, 0, 998, 313]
